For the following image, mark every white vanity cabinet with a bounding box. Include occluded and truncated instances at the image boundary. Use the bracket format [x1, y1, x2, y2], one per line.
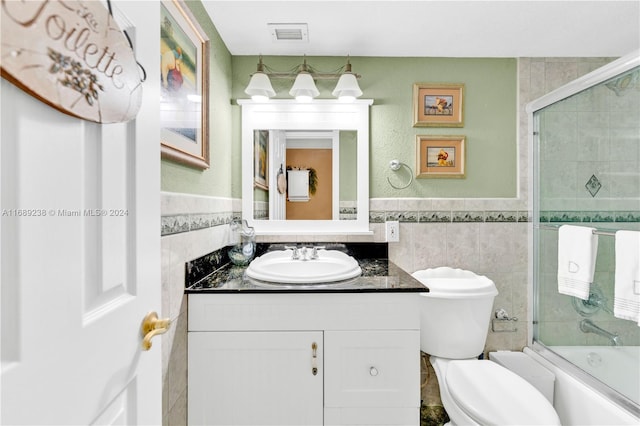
[188, 293, 421, 426]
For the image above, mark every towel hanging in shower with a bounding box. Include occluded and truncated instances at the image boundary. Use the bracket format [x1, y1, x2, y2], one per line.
[613, 230, 640, 326]
[557, 225, 598, 300]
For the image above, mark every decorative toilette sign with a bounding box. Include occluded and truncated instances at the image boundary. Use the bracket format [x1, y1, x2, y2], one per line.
[1, 0, 142, 123]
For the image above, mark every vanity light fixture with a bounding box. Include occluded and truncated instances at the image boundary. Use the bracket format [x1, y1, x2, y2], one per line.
[244, 55, 363, 102]
[244, 56, 276, 102]
[332, 58, 363, 102]
[288, 58, 319, 102]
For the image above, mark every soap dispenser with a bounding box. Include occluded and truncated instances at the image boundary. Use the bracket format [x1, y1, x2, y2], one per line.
[228, 218, 256, 266]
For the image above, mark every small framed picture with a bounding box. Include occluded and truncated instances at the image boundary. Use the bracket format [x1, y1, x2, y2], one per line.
[416, 135, 466, 178]
[413, 83, 464, 127]
[254, 130, 269, 190]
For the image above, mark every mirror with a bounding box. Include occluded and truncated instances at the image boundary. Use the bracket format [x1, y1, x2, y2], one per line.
[239, 100, 372, 235]
[253, 130, 356, 221]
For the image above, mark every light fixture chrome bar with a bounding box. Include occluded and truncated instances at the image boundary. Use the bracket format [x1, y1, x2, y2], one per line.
[262, 72, 361, 80]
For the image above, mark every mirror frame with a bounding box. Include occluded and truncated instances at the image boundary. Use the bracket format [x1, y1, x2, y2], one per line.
[239, 99, 373, 235]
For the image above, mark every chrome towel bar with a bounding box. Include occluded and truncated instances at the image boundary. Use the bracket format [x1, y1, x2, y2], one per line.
[536, 223, 617, 237]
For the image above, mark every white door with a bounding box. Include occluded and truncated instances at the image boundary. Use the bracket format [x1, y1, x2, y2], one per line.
[0, 2, 161, 425]
[269, 130, 287, 220]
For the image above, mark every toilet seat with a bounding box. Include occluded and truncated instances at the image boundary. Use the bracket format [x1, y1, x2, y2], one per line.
[446, 360, 560, 425]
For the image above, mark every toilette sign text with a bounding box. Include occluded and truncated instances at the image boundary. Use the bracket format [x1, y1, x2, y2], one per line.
[0, 0, 143, 123]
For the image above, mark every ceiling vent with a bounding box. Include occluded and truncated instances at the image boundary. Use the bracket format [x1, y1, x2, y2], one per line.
[268, 23, 309, 42]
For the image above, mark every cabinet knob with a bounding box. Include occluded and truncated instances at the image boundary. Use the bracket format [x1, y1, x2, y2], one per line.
[369, 366, 378, 376]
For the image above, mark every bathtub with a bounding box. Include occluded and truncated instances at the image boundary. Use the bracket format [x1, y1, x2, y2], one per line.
[526, 345, 640, 425]
[551, 345, 639, 405]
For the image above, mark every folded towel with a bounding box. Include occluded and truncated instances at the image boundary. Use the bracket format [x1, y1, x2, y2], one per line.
[613, 230, 640, 325]
[557, 225, 598, 300]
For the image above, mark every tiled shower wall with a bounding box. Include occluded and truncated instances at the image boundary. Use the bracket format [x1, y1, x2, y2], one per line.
[534, 60, 640, 347]
[159, 57, 620, 425]
[538, 222, 640, 346]
[536, 65, 639, 213]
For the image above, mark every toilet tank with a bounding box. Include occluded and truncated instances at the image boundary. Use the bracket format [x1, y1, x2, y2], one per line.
[412, 267, 498, 359]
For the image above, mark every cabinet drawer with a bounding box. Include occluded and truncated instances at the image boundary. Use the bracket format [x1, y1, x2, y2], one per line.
[324, 407, 419, 426]
[324, 330, 420, 408]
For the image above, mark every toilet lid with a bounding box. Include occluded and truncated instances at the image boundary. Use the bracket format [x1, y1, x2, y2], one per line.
[412, 274, 498, 299]
[446, 360, 560, 426]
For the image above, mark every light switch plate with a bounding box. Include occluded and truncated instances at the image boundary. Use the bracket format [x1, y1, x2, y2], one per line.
[385, 221, 399, 242]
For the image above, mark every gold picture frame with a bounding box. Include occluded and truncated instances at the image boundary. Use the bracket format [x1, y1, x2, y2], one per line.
[416, 135, 466, 178]
[160, 0, 210, 169]
[254, 130, 269, 190]
[413, 83, 464, 127]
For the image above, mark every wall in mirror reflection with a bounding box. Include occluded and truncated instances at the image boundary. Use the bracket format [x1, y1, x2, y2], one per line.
[253, 130, 357, 221]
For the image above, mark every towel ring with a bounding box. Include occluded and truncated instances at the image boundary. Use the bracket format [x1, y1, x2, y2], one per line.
[387, 160, 413, 190]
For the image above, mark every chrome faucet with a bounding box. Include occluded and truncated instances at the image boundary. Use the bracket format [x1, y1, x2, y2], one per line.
[299, 246, 308, 260]
[284, 245, 325, 261]
[579, 319, 623, 346]
[284, 245, 300, 260]
[310, 246, 325, 259]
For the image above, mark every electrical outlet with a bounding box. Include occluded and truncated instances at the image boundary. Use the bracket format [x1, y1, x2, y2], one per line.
[385, 221, 400, 242]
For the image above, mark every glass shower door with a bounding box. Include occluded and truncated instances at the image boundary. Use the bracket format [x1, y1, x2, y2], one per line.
[531, 63, 640, 409]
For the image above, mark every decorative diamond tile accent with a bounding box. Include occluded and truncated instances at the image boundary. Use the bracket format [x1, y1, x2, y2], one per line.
[585, 174, 602, 197]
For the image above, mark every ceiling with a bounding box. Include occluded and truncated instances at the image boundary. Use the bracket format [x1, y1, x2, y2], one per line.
[201, 1, 640, 58]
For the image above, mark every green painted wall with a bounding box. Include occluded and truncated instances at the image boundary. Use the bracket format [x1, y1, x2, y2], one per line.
[232, 56, 517, 198]
[160, 1, 235, 197]
[340, 131, 357, 201]
[160, 11, 518, 200]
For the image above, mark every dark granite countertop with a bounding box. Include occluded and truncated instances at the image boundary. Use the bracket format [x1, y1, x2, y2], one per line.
[185, 243, 429, 294]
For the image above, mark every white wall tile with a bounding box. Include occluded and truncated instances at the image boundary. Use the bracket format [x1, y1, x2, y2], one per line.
[161, 194, 231, 424]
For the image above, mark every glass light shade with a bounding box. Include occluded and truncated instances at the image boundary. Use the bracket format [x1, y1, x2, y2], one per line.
[332, 73, 362, 102]
[244, 72, 275, 101]
[289, 72, 319, 101]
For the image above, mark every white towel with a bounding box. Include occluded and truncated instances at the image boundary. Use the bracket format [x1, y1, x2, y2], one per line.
[287, 170, 309, 202]
[557, 225, 598, 300]
[613, 230, 640, 325]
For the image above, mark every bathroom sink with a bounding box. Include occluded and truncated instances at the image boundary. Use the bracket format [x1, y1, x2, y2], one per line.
[245, 249, 362, 284]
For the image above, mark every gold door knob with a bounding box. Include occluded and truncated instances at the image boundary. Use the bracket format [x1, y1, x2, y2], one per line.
[141, 311, 171, 351]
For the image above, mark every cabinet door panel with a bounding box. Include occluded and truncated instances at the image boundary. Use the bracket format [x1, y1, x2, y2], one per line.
[188, 331, 323, 426]
[324, 330, 420, 408]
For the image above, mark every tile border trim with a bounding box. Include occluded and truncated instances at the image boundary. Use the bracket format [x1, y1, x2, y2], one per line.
[161, 212, 239, 236]
[369, 210, 530, 223]
[539, 210, 640, 223]
[161, 196, 640, 235]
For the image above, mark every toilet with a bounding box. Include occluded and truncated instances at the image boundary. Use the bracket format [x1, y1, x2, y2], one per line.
[413, 267, 560, 426]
